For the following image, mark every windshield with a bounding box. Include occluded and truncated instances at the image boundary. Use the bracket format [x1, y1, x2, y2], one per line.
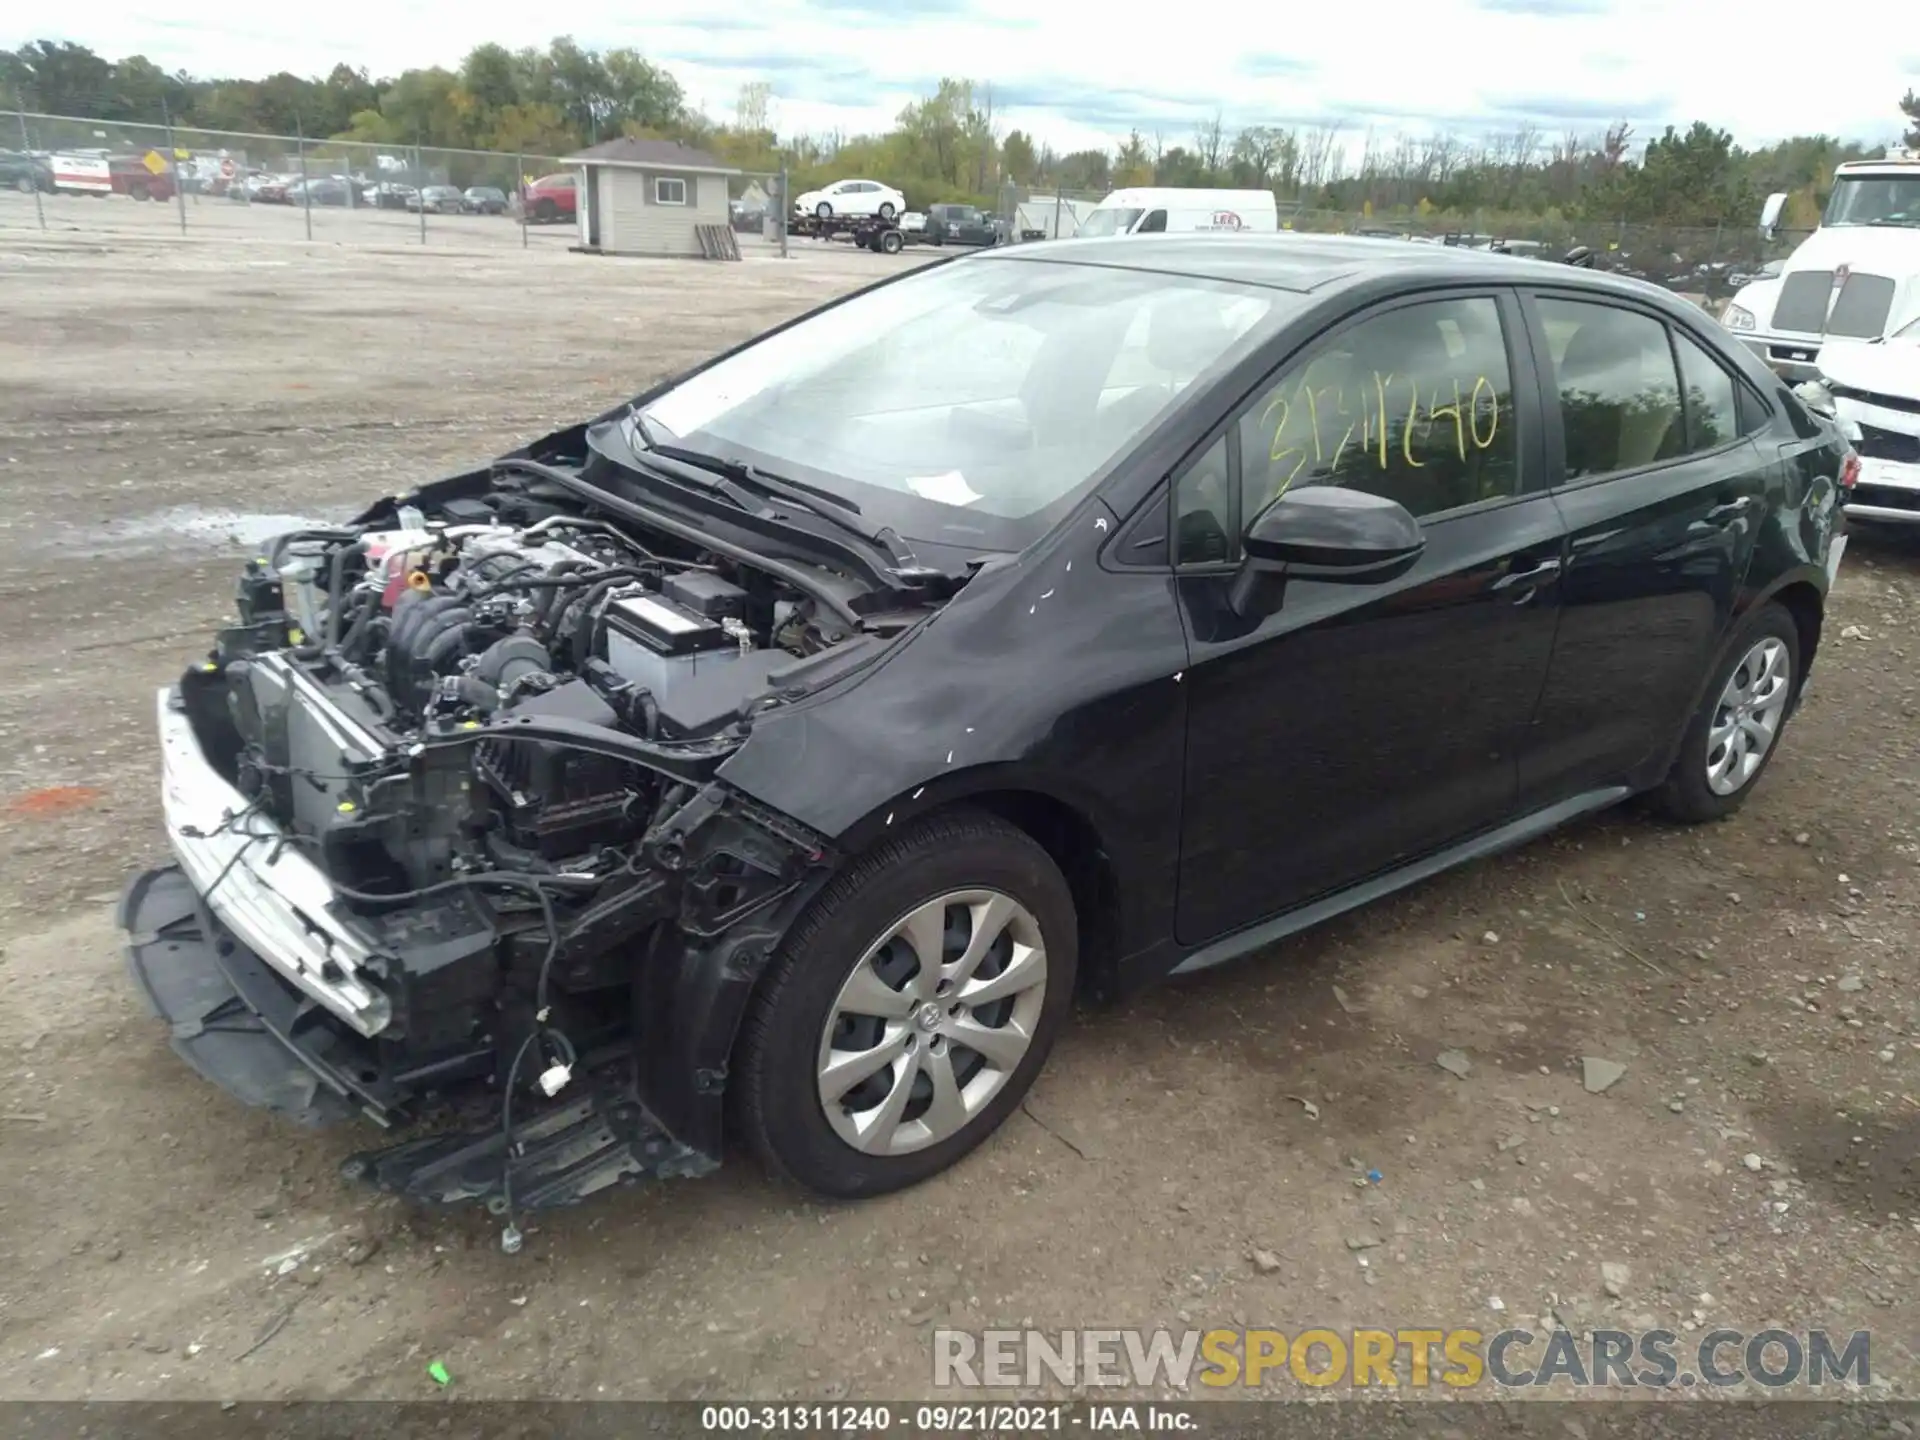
[637, 255, 1283, 548]
[1824, 174, 1920, 227]
[1075, 207, 1142, 238]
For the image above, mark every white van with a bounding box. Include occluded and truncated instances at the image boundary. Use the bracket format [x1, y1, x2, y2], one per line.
[1076, 188, 1278, 238]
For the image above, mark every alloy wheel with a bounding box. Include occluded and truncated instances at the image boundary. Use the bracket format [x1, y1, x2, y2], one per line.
[816, 889, 1048, 1156]
[1706, 636, 1791, 795]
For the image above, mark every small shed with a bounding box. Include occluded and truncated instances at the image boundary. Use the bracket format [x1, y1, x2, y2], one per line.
[563, 137, 742, 258]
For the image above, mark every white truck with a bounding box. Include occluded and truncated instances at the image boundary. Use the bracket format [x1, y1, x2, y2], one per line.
[1723, 147, 1920, 525]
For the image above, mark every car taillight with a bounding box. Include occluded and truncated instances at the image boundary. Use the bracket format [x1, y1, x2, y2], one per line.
[1839, 451, 1860, 492]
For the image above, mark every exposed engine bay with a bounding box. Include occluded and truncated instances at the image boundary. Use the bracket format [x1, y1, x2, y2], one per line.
[129, 450, 957, 1228]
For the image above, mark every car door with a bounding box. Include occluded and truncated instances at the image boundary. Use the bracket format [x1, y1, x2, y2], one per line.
[1513, 291, 1771, 806]
[1172, 289, 1568, 944]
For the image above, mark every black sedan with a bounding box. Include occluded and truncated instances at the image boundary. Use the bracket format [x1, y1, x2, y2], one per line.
[121, 235, 1850, 1226]
[463, 185, 509, 215]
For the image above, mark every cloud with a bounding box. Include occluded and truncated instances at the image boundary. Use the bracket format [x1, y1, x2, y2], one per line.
[6, 0, 1912, 164]
[1472, 0, 1608, 12]
[803, 0, 974, 11]
[1238, 53, 1316, 79]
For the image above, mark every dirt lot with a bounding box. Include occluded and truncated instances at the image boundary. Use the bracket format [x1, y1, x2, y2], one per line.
[0, 217, 1916, 1407]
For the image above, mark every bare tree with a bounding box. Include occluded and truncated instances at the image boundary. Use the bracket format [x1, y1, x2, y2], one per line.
[734, 81, 771, 133]
[1599, 120, 1633, 175]
[1194, 110, 1226, 176]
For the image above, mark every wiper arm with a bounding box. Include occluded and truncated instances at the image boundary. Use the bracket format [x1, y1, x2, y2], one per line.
[633, 432, 931, 576]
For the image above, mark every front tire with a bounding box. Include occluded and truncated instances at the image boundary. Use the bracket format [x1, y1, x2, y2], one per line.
[814, 201, 833, 220]
[1651, 601, 1800, 823]
[734, 809, 1078, 1199]
[878, 200, 897, 220]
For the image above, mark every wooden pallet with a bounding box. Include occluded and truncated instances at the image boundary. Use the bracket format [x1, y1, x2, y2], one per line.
[694, 224, 742, 261]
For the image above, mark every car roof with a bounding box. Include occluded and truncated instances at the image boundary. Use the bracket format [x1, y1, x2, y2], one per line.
[985, 232, 1679, 307]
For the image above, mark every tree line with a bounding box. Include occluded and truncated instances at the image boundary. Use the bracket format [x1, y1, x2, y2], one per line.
[4, 37, 1916, 229]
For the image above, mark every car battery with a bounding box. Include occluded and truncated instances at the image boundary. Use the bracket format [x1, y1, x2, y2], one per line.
[602, 590, 742, 700]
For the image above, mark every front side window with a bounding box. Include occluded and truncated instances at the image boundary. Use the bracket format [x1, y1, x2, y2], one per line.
[655, 176, 688, 206]
[1137, 209, 1168, 233]
[1538, 297, 1684, 479]
[638, 256, 1286, 544]
[1077, 207, 1142, 238]
[1235, 295, 1520, 527]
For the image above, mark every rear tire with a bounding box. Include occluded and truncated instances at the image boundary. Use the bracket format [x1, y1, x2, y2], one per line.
[1650, 602, 1801, 824]
[533, 198, 557, 223]
[734, 809, 1078, 1199]
[880, 229, 904, 255]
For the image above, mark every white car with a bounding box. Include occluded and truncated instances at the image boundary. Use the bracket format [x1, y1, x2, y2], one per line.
[794, 178, 905, 222]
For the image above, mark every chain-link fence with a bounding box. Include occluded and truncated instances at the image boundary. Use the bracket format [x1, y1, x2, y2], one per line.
[2, 110, 1810, 297]
[2, 110, 803, 261]
[2, 109, 571, 250]
[988, 187, 1812, 306]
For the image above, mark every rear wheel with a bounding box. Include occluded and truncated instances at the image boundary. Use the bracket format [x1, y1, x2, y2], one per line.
[734, 809, 1077, 1199]
[879, 228, 905, 255]
[533, 198, 557, 223]
[1651, 602, 1800, 823]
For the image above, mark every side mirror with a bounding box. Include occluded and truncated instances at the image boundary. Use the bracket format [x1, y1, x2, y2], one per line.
[1563, 244, 1595, 268]
[1229, 486, 1425, 616]
[1759, 192, 1787, 241]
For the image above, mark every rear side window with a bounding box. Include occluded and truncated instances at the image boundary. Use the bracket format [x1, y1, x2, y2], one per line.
[1537, 298, 1684, 479]
[1673, 332, 1741, 453]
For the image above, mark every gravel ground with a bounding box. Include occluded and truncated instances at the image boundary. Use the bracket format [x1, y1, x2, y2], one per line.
[0, 214, 1915, 1408]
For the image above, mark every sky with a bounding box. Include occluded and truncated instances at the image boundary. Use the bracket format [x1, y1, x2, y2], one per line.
[8, 0, 1917, 159]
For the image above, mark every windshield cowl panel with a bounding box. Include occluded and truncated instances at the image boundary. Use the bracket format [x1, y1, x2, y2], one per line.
[637, 256, 1288, 553]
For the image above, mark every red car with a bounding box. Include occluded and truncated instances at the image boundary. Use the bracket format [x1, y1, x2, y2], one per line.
[522, 172, 576, 223]
[109, 154, 177, 202]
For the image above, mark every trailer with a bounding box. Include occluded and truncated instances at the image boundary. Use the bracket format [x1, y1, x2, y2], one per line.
[789, 211, 916, 254]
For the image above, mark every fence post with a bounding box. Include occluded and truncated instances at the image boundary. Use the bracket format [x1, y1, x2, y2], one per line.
[296, 115, 312, 241]
[779, 164, 789, 259]
[416, 142, 427, 244]
[162, 98, 187, 235]
[517, 152, 526, 248]
[1053, 189, 1062, 239]
[16, 109, 45, 231]
[1703, 220, 1725, 299]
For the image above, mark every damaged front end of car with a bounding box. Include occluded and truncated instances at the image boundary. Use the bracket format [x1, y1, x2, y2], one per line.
[120, 425, 954, 1222]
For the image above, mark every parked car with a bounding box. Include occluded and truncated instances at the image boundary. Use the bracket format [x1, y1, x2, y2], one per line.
[793, 177, 905, 221]
[523, 172, 576, 223]
[121, 235, 1849, 1224]
[285, 177, 356, 207]
[729, 197, 767, 232]
[922, 202, 998, 246]
[369, 182, 417, 210]
[411, 184, 466, 214]
[0, 148, 53, 193]
[463, 185, 509, 215]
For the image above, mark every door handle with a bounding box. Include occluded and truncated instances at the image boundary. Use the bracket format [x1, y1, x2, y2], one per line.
[1490, 557, 1563, 593]
[1707, 496, 1756, 522]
